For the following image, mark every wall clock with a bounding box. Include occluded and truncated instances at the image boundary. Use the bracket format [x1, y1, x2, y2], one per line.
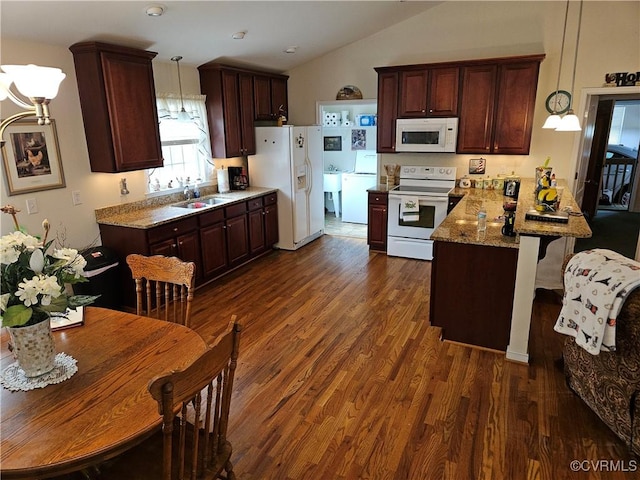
[545, 90, 571, 114]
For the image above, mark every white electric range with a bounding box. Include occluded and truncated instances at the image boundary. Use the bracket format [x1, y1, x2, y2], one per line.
[387, 165, 457, 260]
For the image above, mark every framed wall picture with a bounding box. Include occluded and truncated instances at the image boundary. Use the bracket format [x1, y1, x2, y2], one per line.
[324, 136, 342, 152]
[1, 119, 66, 195]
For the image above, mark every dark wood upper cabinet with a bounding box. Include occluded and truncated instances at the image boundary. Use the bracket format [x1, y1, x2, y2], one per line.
[458, 59, 542, 155]
[398, 67, 459, 118]
[457, 65, 498, 154]
[399, 70, 428, 117]
[376, 54, 543, 155]
[492, 61, 541, 155]
[254, 74, 289, 121]
[375, 71, 399, 153]
[69, 41, 163, 173]
[199, 65, 255, 158]
[428, 67, 459, 117]
[199, 63, 288, 158]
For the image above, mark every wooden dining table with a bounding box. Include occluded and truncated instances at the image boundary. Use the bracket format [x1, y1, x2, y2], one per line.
[0, 307, 207, 479]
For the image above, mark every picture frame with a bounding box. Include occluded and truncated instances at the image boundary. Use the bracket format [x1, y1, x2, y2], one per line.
[50, 306, 85, 331]
[1, 119, 66, 196]
[469, 158, 486, 175]
[324, 136, 342, 152]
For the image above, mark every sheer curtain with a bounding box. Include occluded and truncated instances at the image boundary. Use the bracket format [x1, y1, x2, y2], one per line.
[156, 93, 212, 161]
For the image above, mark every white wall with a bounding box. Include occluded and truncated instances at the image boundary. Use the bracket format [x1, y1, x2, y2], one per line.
[0, 38, 202, 248]
[287, 1, 639, 187]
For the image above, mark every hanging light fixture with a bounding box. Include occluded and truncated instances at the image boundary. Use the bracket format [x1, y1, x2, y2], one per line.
[556, 0, 583, 132]
[171, 55, 191, 122]
[0, 64, 66, 146]
[542, 0, 570, 129]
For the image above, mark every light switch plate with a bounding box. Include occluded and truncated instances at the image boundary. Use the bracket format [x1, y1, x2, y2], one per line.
[72, 190, 82, 206]
[26, 198, 38, 214]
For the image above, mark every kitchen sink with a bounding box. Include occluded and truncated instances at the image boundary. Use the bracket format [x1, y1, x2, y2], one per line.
[173, 197, 229, 209]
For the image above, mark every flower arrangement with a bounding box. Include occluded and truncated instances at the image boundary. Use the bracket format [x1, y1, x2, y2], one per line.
[1, 211, 98, 328]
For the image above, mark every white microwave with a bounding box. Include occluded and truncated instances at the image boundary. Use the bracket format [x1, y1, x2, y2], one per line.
[395, 117, 458, 153]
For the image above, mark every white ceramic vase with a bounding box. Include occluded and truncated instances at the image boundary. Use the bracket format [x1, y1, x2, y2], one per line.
[7, 318, 56, 377]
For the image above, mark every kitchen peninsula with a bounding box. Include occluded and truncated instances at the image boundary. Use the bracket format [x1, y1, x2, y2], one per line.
[430, 179, 591, 362]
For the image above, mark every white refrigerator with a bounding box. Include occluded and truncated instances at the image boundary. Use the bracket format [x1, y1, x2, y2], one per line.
[248, 126, 324, 250]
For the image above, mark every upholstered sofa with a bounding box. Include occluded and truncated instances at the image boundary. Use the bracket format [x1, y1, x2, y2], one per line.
[563, 286, 640, 455]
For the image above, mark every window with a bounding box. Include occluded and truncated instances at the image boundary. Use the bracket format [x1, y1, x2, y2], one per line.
[148, 94, 213, 193]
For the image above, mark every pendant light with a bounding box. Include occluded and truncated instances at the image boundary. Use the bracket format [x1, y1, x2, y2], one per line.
[171, 55, 191, 122]
[556, 0, 583, 132]
[542, 0, 570, 129]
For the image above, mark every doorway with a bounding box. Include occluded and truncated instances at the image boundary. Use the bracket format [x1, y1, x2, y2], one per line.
[573, 88, 640, 259]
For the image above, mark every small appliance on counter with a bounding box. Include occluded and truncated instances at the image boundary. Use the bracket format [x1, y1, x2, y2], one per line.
[228, 166, 248, 190]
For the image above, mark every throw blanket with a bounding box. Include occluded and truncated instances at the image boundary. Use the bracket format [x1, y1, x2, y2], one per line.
[401, 196, 419, 222]
[554, 249, 640, 354]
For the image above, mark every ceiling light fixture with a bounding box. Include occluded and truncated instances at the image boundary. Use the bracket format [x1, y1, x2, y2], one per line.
[232, 31, 246, 40]
[542, 0, 570, 130]
[556, 0, 583, 132]
[146, 5, 165, 17]
[284, 46, 298, 54]
[170, 56, 191, 122]
[0, 64, 66, 146]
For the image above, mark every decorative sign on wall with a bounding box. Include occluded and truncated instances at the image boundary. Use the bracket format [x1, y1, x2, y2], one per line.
[604, 72, 640, 87]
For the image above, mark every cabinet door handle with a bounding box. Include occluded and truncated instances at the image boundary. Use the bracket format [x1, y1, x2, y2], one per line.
[172, 244, 177, 249]
[173, 227, 178, 232]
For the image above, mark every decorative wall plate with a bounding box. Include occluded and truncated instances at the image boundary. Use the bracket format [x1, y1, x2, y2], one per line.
[336, 85, 363, 100]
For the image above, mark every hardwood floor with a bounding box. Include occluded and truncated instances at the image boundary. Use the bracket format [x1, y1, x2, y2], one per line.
[187, 235, 635, 479]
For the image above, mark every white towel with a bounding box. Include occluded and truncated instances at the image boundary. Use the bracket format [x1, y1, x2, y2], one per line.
[401, 196, 420, 222]
[554, 249, 640, 354]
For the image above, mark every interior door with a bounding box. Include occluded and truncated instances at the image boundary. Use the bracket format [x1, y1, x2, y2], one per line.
[581, 99, 614, 219]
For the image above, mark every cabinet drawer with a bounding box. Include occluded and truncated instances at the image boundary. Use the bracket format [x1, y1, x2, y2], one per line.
[368, 192, 388, 205]
[199, 208, 225, 227]
[264, 192, 277, 206]
[147, 217, 198, 244]
[225, 202, 247, 218]
[247, 197, 263, 211]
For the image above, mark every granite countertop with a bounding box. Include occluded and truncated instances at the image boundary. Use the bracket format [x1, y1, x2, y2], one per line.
[95, 187, 277, 229]
[431, 178, 592, 248]
[431, 187, 519, 248]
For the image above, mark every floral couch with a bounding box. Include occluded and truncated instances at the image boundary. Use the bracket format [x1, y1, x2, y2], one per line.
[563, 286, 640, 455]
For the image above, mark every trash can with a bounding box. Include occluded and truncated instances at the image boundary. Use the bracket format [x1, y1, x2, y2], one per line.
[73, 246, 120, 309]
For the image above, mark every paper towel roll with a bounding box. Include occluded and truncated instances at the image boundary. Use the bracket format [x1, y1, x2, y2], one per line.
[217, 168, 230, 193]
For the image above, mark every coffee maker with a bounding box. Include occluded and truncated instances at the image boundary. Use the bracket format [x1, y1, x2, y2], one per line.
[500, 173, 519, 237]
[228, 166, 248, 190]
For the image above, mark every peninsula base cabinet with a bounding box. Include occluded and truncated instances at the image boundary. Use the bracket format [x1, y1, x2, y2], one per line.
[99, 193, 278, 310]
[430, 241, 518, 351]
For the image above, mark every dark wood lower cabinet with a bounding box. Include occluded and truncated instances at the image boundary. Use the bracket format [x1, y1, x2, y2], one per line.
[430, 240, 518, 351]
[99, 193, 278, 310]
[367, 192, 388, 251]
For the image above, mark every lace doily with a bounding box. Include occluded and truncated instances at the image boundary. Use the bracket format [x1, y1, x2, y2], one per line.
[1, 353, 78, 391]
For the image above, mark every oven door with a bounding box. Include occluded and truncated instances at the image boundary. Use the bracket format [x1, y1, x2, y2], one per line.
[387, 193, 449, 239]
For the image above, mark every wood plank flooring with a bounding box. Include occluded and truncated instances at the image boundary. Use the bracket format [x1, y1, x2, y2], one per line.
[188, 235, 636, 479]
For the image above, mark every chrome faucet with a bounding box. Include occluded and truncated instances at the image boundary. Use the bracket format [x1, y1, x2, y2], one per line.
[184, 186, 193, 199]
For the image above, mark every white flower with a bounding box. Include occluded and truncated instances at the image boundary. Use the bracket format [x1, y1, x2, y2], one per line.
[29, 248, 45, 273]
[53, 248, 87, 277]
[16, 277, 40, 307]
[0, 232, 41, 265]
[16, 274, 62, 308]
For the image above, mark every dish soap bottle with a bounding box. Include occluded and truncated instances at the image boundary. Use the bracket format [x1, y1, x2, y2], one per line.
[193, 181, 200, 198]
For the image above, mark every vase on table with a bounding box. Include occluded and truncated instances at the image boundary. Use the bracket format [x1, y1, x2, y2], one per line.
[7, 318, 56, 377]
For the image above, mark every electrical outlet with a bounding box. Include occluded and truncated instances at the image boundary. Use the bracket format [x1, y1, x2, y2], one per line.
[72, 190, 82, 206]
[26, 198, 38, 214]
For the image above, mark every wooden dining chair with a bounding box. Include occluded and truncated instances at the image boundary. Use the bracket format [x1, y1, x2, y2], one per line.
[96, 318, 242, 480]
[126, 254, 196, 327]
